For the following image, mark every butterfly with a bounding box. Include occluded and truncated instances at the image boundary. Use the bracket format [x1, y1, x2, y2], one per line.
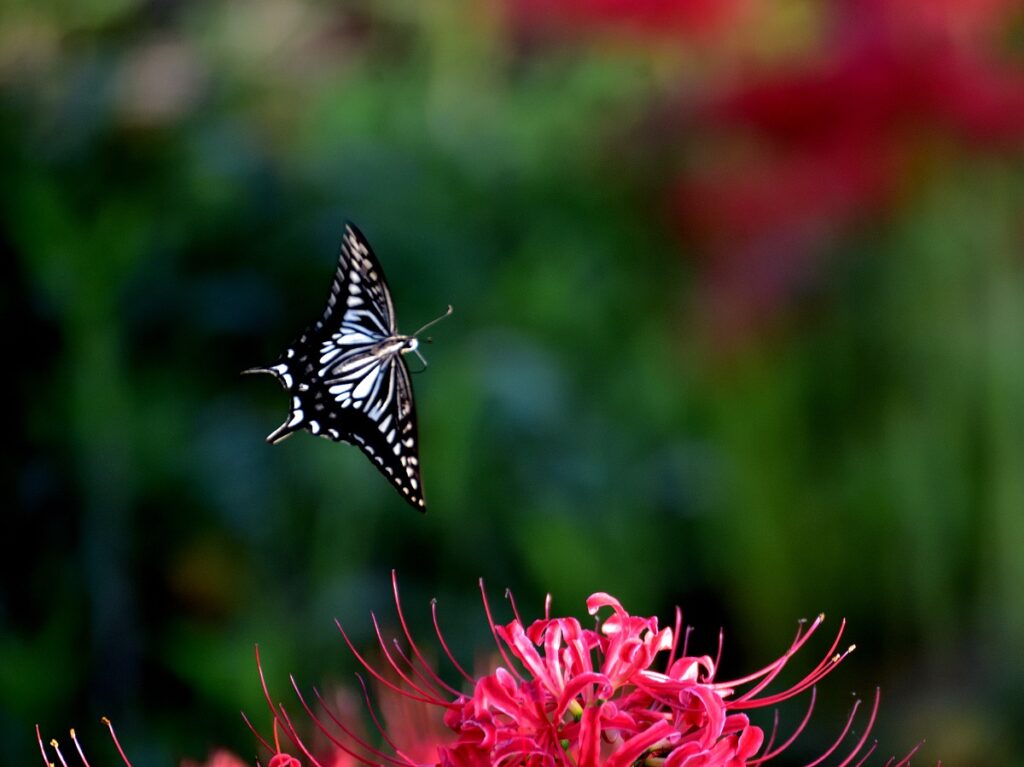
[245, 223, 451, 512]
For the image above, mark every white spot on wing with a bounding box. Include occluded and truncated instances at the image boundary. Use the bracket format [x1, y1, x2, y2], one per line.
[352, 371, 376, 400]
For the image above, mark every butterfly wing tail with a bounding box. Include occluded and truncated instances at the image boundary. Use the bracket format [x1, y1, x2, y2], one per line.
[266, 419, 300, 444]
[244, 364, 303, 442]
[266, 391, 307, 444]
[242, 365, 290, 379]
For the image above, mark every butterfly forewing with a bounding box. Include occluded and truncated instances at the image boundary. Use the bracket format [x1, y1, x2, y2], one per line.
[250, 223, 428, 512]
[317, 224, 395, 332]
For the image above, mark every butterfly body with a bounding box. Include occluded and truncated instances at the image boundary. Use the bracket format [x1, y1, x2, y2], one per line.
[247, 223, 447, 512]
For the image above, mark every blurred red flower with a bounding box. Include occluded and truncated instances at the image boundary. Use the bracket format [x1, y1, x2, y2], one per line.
[507, 0, 752, 41]
[37, 724, 258, 767]
[182, 750, 251, 767]
[673, 4, 1024, 341]
[853, 0, 1019, 44]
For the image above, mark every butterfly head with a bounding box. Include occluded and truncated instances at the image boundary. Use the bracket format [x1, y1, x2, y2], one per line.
[401, 304, 453, 370]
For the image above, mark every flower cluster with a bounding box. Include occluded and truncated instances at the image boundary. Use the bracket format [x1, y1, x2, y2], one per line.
[37, 575, 920, 767]
[674, 1, 1024, 339]
[254, 574, 914, 767]
[508, 0, 1024, 343]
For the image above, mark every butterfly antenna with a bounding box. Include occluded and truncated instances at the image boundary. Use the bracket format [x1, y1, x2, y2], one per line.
[412, 305, 453, 338]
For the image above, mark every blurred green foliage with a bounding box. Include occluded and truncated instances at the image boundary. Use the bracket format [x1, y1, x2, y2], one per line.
[3, 1, 1024, 765]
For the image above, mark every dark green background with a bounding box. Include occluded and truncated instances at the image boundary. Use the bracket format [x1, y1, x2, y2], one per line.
[4, 2, 1023, 765]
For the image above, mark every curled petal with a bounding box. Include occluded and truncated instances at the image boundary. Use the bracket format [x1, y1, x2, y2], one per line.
[586, 592, 626, 619]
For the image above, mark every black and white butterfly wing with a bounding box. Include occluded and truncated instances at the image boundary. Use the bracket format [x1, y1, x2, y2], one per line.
[315, 223, 396, 339]
[319, 352, 424, 509]
[246, 222, 428, 512]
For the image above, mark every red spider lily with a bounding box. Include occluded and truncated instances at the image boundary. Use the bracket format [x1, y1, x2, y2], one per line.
[673, 7, 1024, 342]
[707, 32, 1024, 150]
[250, 573, 919, 767]
[35, 720, 301, 767]
[37, 719, 134, 767]
[34, 575, 922, 766]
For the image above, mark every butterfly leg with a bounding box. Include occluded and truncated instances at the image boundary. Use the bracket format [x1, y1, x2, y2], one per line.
[413, 347, 429, 370]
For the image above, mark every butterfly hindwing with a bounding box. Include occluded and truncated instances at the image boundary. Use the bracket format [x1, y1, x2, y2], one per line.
[323, 357, 424, 509]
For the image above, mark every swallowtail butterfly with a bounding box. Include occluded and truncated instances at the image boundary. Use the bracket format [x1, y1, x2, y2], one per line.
[245, 223, 451, 512]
